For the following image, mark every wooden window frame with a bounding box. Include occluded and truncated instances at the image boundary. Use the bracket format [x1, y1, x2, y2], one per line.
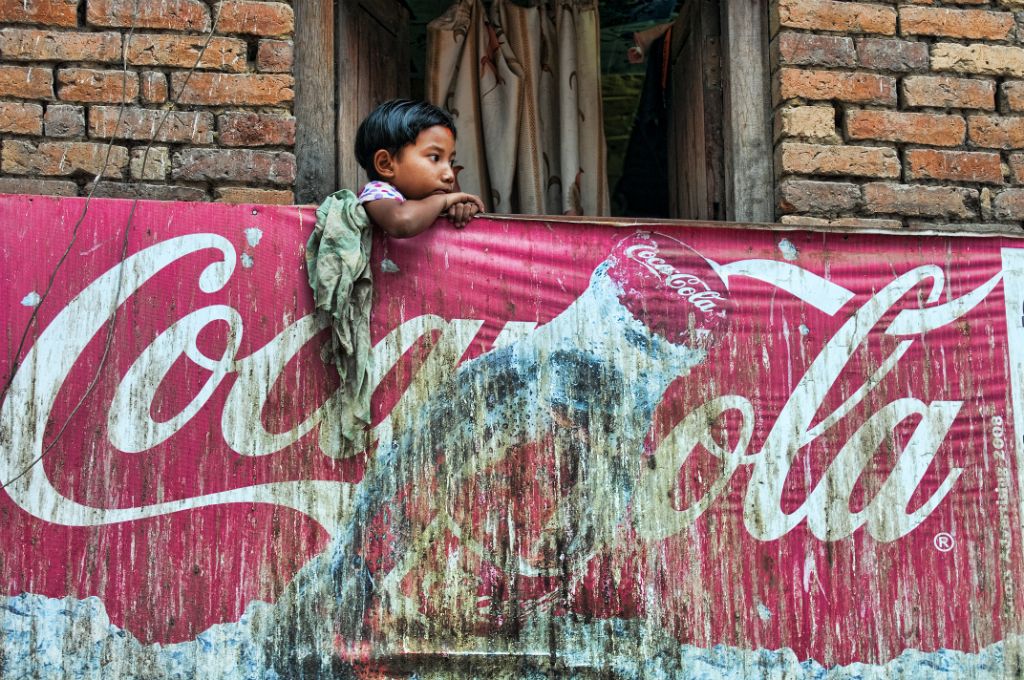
[293, 0, 773, 220]
[294, 1, 410, 205]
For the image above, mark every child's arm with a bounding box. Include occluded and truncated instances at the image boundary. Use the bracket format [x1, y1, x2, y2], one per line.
[364, 192, 484, 239]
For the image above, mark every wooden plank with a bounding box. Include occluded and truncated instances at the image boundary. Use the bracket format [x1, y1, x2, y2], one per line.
[336, 0, 362, 192]
[700, 0, 725, 221]
[670, 0, 699, 61]
[721, 0, 774, 223]
[668, 0, 725, 221]
[336, 0, 410, 191]
[668, 28, 702, 220]
[293, 0, 336, 204]
[359, 0, 410, 40]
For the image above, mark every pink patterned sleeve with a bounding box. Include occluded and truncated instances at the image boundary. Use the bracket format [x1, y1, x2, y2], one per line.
[357, 181, 405, 204]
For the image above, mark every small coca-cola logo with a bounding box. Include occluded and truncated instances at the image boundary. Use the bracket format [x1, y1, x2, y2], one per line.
[623, 244, 725, 314]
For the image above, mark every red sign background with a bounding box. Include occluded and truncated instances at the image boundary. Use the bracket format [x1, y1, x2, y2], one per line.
[1, 195, 1022, 667]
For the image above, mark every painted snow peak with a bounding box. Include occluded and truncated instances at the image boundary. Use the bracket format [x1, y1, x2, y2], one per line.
[609, 232, 731, 346]
[328, 235, 727, 621]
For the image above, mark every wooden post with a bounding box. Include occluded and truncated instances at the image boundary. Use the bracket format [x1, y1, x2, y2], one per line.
[294, 0, 337, 204]
[721, 0, 774, 223]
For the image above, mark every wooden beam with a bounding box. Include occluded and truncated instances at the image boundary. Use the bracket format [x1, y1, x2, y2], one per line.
[721, 0, 774, 223]
[293, 0, 337, 204]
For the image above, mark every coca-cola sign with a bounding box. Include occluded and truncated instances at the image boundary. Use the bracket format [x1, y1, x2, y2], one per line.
[1, 195, 1022, 675]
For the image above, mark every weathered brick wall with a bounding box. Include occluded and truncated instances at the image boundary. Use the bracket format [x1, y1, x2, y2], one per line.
[771, 0, 1024, 231]
[0, 0, 295, 204]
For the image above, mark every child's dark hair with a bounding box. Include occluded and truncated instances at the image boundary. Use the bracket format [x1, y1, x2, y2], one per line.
[354, 99, 457, 181]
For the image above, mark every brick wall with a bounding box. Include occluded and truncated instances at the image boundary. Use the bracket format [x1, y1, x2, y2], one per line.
[0, 0, 295, 204]
[771, 0, 1024, 231]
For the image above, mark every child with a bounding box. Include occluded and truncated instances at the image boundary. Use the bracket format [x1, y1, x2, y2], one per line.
[354, 99, 485, 237]
[306, 99, 482, 452]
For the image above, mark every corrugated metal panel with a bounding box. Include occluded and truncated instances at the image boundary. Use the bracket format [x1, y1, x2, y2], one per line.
[1, 195, 1022, 678]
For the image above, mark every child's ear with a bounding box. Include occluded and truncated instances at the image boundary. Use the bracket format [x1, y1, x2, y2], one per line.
[373, 150, 396, 179]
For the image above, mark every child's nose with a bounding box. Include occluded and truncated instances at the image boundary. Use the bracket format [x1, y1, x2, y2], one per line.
[441, 165, 454, 183]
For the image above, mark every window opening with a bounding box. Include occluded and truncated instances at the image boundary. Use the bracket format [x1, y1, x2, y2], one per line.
[381, 0, 769, 221]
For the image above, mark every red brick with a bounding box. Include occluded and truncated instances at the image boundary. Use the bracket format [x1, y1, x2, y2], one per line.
[87, 182, 208, 202]
[170, 72, 294, 105]
[846, 110, 966, 146]
[899, 6, 1014, 40]
[43, 104, 84, 137]
[855, 38, 928, 72]
[57, 68, 138, 103]
[1002, 81, 1024, 112]
[0, 0, 77, 26]
[0, 65, 53, 99]
[777, 178, 861, 214]
[216, 187, 294, 204]
[2, 140, 127, 178]
[1010, 153, 1024, 184]
[0, 29, 122, 62]
[140, 71, 167, 104]
[772, 32, 855, 69]
[905, 149, 1003, 183]
[0, 102, 43, 134]
[774, 105, 838, 142]
[902, 75, 995, 110]
[774, 0, 896, 35]
[217, 1, 294, 37]
[780, 215, 903, 229]
[992, 189, 1024, 220]
[776, 68, 896, 105]
[171, 148, 296, 185]
[86, 0, 211, 31]
[777, 142, 900, 178]
[89, 106, 215, 143]
[256, 39, 293, 73]
[0, 177, 78, 196]
[931, 43, 1024, 78]
[904, 221, 1017, 234]
[217, 112, 295, 146]
[969, 114, 1024, 148]
[130, 146, 168, 180]
[863, 182, 976, 218]
[126, 34, 247, 72]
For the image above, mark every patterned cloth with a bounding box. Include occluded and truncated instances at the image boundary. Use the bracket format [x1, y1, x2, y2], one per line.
[358, 181, 405, 204]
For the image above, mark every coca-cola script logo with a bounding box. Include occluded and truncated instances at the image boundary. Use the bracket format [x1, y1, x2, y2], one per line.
[2, 231, 998, 543]
[623, 243, 725, 314]
[606, 233, 732, 344]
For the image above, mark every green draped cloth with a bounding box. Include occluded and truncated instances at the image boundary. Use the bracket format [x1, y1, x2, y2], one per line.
[305, 189, 373, 449]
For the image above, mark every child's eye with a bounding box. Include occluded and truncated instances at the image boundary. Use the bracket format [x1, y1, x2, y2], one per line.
[428, 154, 440, 162]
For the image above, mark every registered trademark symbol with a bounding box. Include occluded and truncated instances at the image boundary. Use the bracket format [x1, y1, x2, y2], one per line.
[934, 532, 955, 552]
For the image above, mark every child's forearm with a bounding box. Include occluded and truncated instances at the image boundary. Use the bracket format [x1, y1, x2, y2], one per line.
[363, 194, 451, 238]
[364, 192, 484, 238]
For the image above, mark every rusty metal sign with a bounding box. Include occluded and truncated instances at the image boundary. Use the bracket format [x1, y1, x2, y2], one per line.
[2, 195, 1023, 677]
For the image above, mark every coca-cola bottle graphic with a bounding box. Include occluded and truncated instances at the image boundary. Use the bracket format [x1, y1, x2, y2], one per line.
[322, 231, 733, 644]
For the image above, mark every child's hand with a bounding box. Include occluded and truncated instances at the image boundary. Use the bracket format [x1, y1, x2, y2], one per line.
[443, 192, 485, 229]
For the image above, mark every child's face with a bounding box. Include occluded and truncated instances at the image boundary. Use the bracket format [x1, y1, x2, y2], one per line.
[378, 125, 457, 200]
